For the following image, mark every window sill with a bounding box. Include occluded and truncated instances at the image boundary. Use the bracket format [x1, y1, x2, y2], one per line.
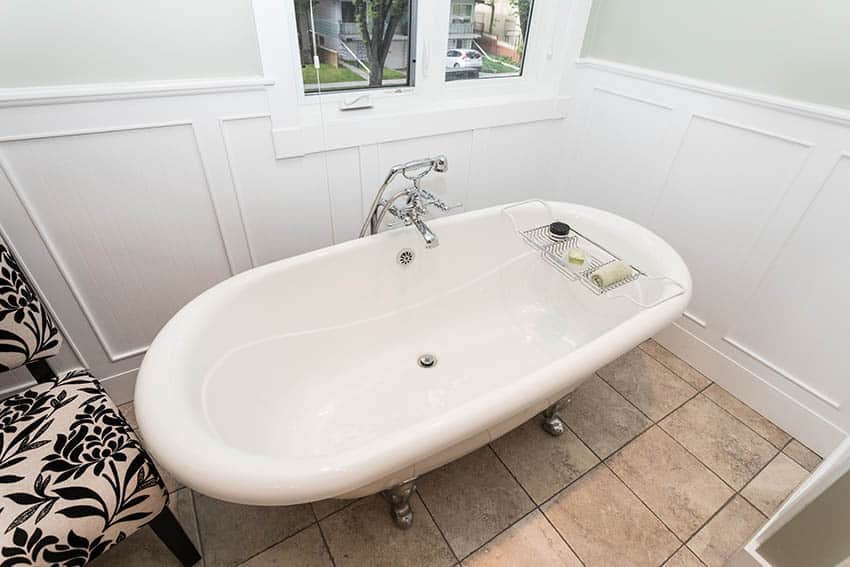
[272, 93, 570, 159]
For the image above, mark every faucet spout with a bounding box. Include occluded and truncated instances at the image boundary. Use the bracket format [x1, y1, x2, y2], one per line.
[411, 218, 439, 248]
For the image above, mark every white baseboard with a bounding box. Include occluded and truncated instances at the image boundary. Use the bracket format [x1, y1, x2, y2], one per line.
[99, 368, 138, 406]
[656, 323, 845, 457]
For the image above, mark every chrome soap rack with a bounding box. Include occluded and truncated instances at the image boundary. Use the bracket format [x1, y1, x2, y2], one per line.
[503, 200, 685, 309]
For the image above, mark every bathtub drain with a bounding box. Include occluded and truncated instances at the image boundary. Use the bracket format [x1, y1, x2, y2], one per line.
[417, 353, 437, 368]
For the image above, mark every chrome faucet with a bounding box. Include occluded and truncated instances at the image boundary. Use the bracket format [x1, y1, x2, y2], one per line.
[359, 155, 459, 248]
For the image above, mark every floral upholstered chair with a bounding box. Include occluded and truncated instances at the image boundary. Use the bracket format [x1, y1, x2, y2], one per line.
[0, 240, 201, 566]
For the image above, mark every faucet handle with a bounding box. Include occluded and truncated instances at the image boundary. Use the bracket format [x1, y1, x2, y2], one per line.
[435, 201, 463, 212]
[418, 188, 462, 213]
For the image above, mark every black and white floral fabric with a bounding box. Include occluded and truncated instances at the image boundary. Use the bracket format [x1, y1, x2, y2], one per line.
[0, 243, 61, 372]
[0, 371, 167, 566]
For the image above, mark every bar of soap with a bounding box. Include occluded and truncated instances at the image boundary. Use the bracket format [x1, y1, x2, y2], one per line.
[567, 247, 585, 265]
[590, 261, 632, 288]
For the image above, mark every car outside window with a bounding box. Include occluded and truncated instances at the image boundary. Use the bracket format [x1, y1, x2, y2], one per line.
[445, 0, 533, 82]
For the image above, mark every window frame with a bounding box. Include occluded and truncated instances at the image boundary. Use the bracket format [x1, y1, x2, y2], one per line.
[295, 0, 419, 98]
[252, 0, 576, 159]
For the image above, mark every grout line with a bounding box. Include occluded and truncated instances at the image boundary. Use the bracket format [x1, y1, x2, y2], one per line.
[638, 340, 714, 390]
[567, 372, 779, 563]
[313, 498, 360, 522]
[601, 352, 788, 480]
[314, 512, 338, 567]
[602, 459, 684, 545]
[590, 371, 656, 426]
[639, 342, 791, 451]
[662, 544, 707, 566]
[681, 442, 779, 555]
[651, 422, 740, 494]
[680, 491, 738, 552]
[233, 515, 319, 566]
[487, 442, 588, 567]
[699, 388, 790, 450]
[415, 486, 462, 564]
[460, 506, 540, 563]
[736, 449, 790, 517]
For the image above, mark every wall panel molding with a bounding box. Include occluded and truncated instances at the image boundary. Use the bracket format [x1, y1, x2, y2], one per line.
[569, 63, 850, 448]
[0, 77, 274, 108]
[0, 122, 234, 363]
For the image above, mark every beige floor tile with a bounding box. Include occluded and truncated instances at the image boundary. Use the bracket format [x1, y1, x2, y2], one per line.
[703, 384, 791, 448]
[688, 496, 766, 567]
[599, 348, 697, 421]
[663, 546, 705, 566]
[543, 465, 680, 567]
[608, 427, 733, 539]
[416, 447, 534, 558]
[462, 510, 582, 567]
[119, 401, 139, 429]
[321, 493, 454, 567]
[660, 395, 777, 489]
[311, 498, 355, 520]
[156, 462, 185, 494]
[783, 439, 823, 472]
[193, 492, 314, 567]
[90, 488, 203, 567]
[491, 419, 598, 503]
[240, 525, 332, 567]
[640, 339, 712, 390]
[742, 453, 809, 516]
[561, 375, 652, 459]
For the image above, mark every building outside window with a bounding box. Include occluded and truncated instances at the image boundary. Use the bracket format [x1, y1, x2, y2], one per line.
[446, 0, 533, 82]
[292, 0, 533, 92]
[293, 0, 413, 93]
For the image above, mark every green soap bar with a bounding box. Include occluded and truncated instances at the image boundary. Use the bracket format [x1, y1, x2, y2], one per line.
[567, 247, 585, 265]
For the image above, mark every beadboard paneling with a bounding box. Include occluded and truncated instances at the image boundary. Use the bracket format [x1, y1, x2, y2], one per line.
[221, 116, 336, 267]
[568, 88, 674, 224]
[650, 116, 811, 328]
[468, 120, 564, 209]
[0, 124, 232, 363]
[725, 154, 850, 409]
[568, 61, 850, 453]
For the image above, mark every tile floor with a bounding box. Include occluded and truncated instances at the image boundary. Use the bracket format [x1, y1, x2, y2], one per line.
[96, 339, 823, 567]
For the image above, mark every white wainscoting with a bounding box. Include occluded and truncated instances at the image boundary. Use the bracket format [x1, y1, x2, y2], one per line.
[566, 59, 850, 454]
[0, 82, 566, 404]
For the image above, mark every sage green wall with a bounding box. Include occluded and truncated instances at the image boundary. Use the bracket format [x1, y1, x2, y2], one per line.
[581, 0, 850, 110]
[0, 0, 262, 88]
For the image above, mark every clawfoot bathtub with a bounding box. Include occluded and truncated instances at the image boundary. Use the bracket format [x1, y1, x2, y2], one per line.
[135, 200, 690, 526]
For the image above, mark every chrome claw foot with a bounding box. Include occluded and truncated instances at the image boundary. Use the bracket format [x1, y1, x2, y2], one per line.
[542, 414, 566, 436]
[381, 480, 416, 530]
[542, 400, 567, 437]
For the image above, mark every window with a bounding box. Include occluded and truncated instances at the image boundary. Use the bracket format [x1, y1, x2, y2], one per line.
[445, 0, 533, 82]
[293, 0, 414, 94]
[451, 3, 473, 24]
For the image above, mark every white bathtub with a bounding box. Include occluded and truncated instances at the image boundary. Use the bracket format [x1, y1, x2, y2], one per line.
[135, 201, 690, 506]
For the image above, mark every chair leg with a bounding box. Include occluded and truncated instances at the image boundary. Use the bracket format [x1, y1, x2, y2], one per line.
[26, 359, 56, 383]
[148, 507, 202, 566]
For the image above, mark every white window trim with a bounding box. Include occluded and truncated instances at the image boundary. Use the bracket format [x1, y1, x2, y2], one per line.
[251, 0, 584, 159]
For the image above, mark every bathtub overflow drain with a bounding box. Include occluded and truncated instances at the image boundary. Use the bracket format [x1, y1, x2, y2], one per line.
[397, 248, 415, 266]
[418, 353, 437, 368]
